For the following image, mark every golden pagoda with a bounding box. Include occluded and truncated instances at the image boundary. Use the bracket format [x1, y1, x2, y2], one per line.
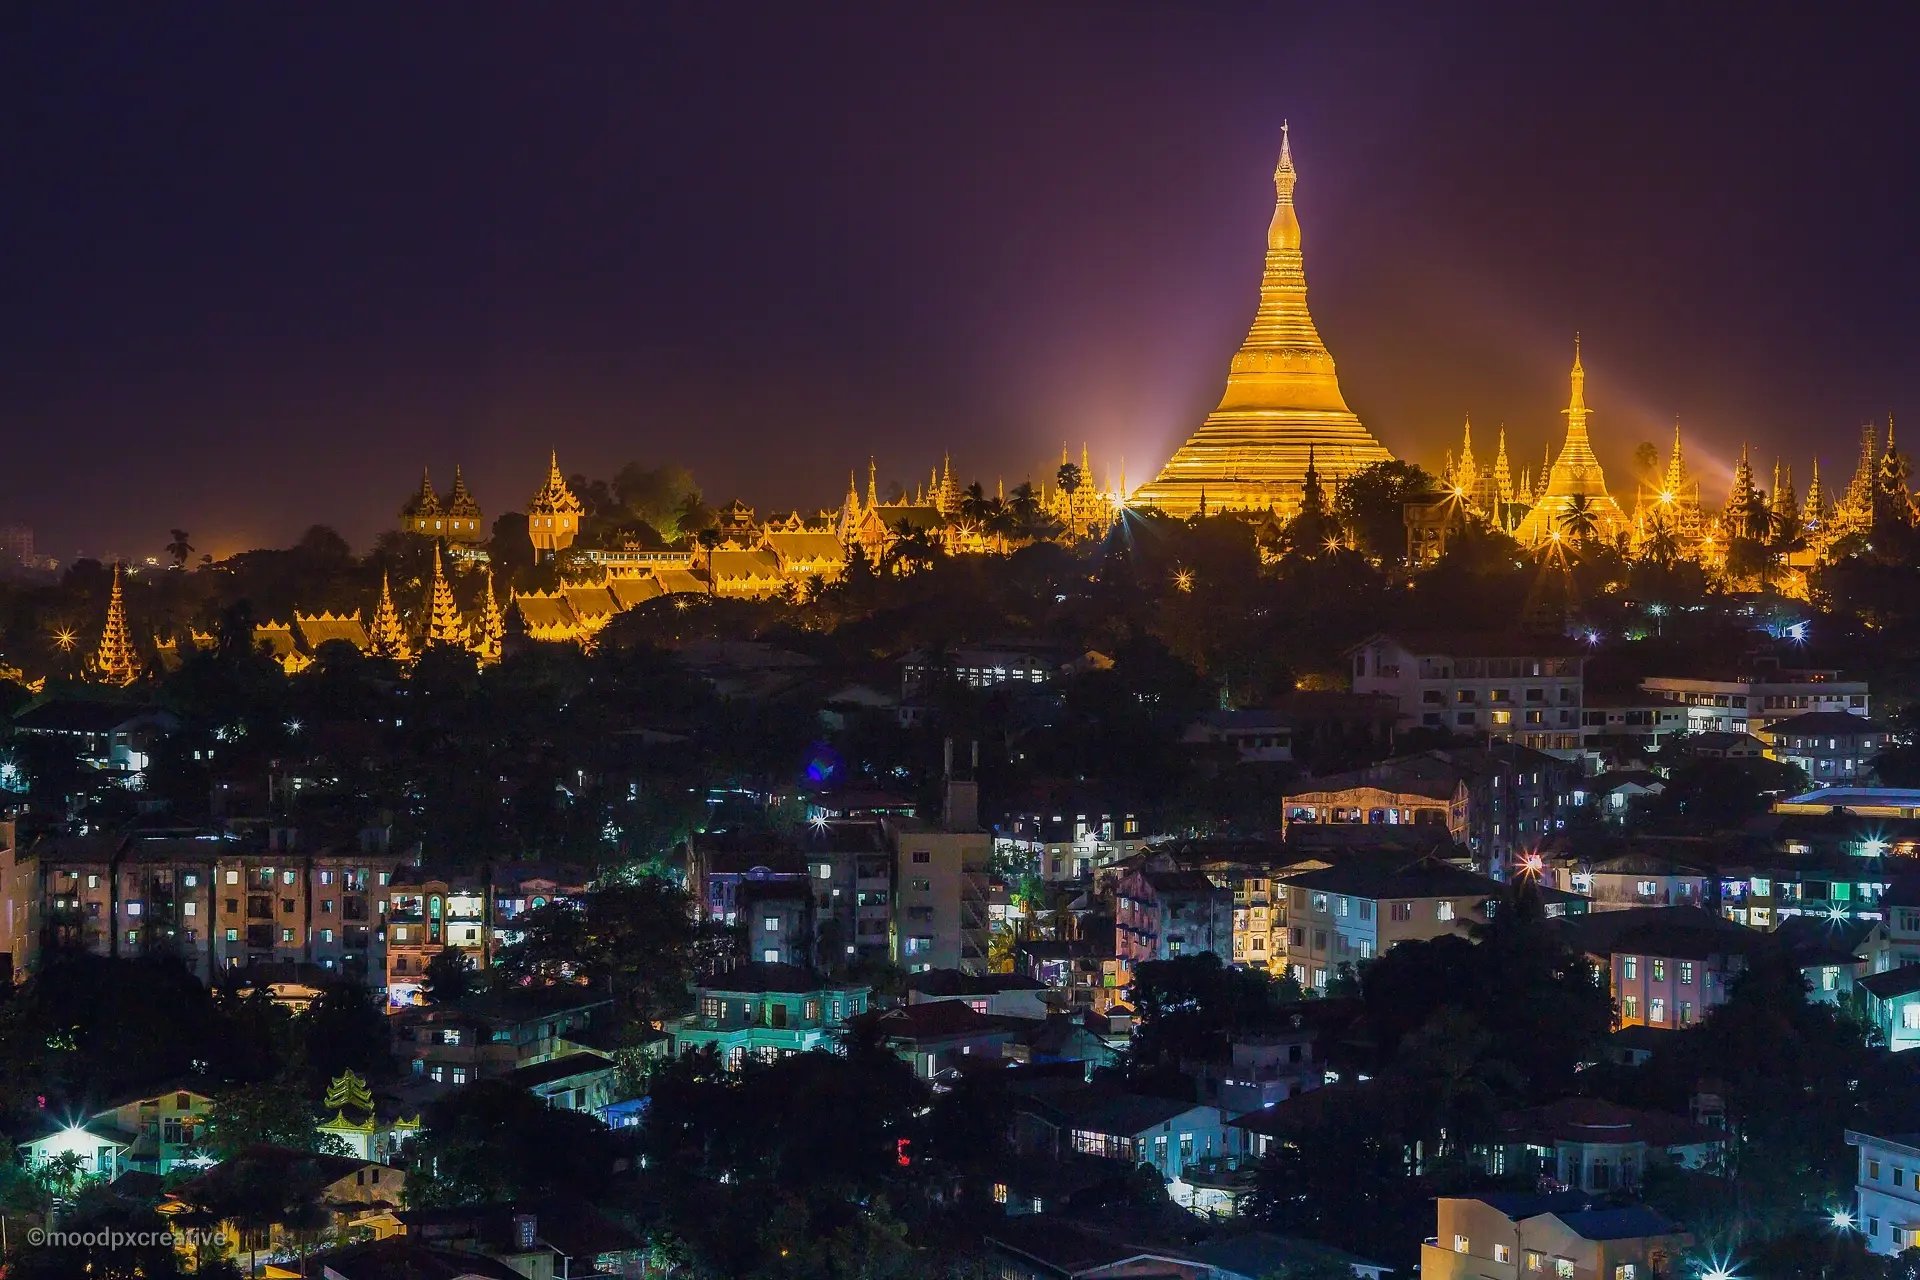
[92, 563, 142, 687]
[425, 546, 466, 648]
[442, 465, 485, 542]
[470, 567, 505, 665]
[1512, 338, 1631, 545]
[368, 572, 414, 662]
[527, 451, 582, 560]
[1133, 125, 1392, 517]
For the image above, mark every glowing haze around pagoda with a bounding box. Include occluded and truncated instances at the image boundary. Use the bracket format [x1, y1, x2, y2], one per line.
[1133, 124, 1393, 518]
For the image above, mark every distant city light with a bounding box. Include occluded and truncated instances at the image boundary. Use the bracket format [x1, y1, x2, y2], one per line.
[1173, 569, 1194, 593]
[1831, 1208, 1855, 1230]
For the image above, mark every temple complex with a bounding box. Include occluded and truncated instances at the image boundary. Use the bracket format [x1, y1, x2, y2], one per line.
[1512, 339, 1632, 545]
[1133, 125, 1392, 517]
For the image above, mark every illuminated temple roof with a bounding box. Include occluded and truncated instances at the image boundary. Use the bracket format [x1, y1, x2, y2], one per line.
[1133, 125, 1392, 518]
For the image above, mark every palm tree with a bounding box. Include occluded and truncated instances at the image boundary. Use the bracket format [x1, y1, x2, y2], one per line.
[1640, 515, 1680, 567]
[1055, 462, 1084, 535]
[957, 481, 993, 526]
[165, 529, 194, 568]
[882, 521, 941, 576]
[694, 528, 722, 596]
[1557, 495, 1600, 545]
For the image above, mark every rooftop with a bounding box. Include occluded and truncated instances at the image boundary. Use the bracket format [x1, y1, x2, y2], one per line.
[1279, 854, 1501, 902]
[1766, 710, 1888, 736]
[698, 961, 854, 996]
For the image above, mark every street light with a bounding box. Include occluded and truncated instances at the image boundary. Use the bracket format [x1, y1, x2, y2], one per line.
[1831, 1208, 1856, 1230]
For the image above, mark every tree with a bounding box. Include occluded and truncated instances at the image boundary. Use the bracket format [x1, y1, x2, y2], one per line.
[406, 1079, 615, 1206]
[295, 980, 392, 1084]
[1332, 460, 1435, 563]
[496, 879, 697, 1023]
[1056, 461, 1085, 533]
[205, 1080, 348, 1159]
[165, 529, 195, 568]
[422, 950, 477, 1004]
[1557, 494, 1600, 544]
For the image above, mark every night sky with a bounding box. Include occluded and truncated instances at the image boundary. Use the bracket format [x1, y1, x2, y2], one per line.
[4, 4, 1915, 561]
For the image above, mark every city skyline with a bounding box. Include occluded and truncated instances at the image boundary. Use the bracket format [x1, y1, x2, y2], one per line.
[4, 6, 1917, 558]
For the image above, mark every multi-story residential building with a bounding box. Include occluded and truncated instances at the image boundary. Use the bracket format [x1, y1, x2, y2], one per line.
[1718, 856, 1892, 928]
[384, 861, 595, 1002]
[893, 822, 992, 975]
[1421, 1193, 1689, 1280]
[670, 962, 869, 1068]
[1283, 746, 1580, 874]
[1762, 710, 1892, 786]
[1561, 906, 1770, 1032]
[899, 644, 1062, 700]
[14, 1079, 219, 1176]
[1558, 852, 1711, 912]
[1114, 868, 1232, 977]
[995, 782, 1146, 882]
[1848, 1127, 1920, 1254]
[1228, 867, 1282, 974]
[1579, 694, 1689, 749]
[1014, 939, 1128, 1016]
[1347, 630, 1586, 754]
[392, 989, 611, 1086]
[4, 831, 402, 984]
[1275, 854, 1501, 991]
[1640, 661, 1869, 737]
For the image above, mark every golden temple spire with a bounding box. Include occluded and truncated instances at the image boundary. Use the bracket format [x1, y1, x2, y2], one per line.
[1455, 416, 1477, 491]
[1803, 457, 1825, 528]
[426, 545, 465, 648]
[470, 566, 504, 665]
[368, 571, 413, 662]
[1132, 123, 1390, 518]
[866, 457, 878, 509]
[1493, 426, 1513, 505]
[1080, 441, 1091, 478]
[92, 563, 141, 687]
[1512, 336, 1629, 545]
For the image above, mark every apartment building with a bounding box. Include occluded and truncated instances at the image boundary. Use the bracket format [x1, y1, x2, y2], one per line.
[1276, 855, 1501, 991]
[1114, 868, 1232, 976]
[1640, 661, 1869, 737]
[1560, 907, 1770, 1032]
[391, 989, 611, 1086]
[1763, 710, 1892, 786]
[385, 863, 589, 1006]
[1847, 1128, 1920, 1255]
[1348, 631, 1586, 754]
[4, 831, 402, 983]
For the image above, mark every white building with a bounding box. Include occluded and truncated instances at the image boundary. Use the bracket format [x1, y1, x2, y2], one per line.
[1848, 1128, 1920, 1255]
[1347, 631, 1585, 755]
[1640, 664, 1869, 737]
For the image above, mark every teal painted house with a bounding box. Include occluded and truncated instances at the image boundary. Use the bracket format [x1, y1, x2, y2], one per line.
[672, 962, 872, 1068]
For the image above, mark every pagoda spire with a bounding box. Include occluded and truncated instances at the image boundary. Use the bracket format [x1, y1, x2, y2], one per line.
[1726, 443, 1757, 536]
[1493, 426, 1513, 505]
[368, 571, 413, 662]
[1663, 419, 1686, 495]
[426, 545, 465, 648]
[470, 566, 504, 665]
[1455, 416, 1477, 491]
[1803, 457, 1826, 529]
[1131, 122, 1391, 517]
[1773, 461, 1797, 527]
[866, 457, 878, 509]
[92, 563, 141, 687]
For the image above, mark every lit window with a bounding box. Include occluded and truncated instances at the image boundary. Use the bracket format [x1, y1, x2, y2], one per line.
[764, 916, 780, 932]
[1495, 1244, 1513, 1264]
[1453, 1235, 1469, 1253]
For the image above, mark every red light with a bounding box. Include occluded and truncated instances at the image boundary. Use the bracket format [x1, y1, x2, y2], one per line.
[896, 1138, 912, 1167]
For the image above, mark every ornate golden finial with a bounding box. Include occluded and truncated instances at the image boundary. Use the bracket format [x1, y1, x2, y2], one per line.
[866, 457, 878, 508]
